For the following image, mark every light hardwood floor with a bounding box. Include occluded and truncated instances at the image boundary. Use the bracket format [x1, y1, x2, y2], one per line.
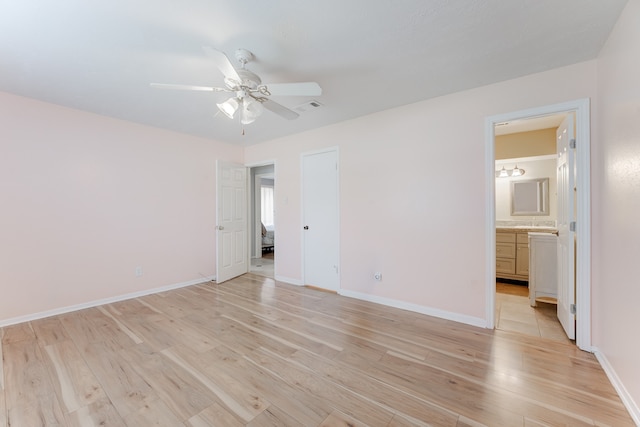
[1, 274, 635, 426]
[249, 251, 274, 278]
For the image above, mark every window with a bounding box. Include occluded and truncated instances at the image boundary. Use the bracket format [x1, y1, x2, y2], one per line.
[261, 185, 274, 227]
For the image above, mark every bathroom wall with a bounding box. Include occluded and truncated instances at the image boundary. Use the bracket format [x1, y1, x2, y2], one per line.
[495, 156, 557, 226]
[495, 128, 556, 159]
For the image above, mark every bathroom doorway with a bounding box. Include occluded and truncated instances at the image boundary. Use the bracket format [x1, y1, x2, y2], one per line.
[494, 114, 567, 341]
[485, 99, 592, 351]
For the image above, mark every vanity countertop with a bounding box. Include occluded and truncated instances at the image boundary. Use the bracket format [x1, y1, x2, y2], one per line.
[496, 226, 558, 234]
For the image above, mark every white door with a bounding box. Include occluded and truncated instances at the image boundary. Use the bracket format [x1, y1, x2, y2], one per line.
[302, 149, 339, 291]
[556, 114, 576, 339]
[216, 160, 248, 283]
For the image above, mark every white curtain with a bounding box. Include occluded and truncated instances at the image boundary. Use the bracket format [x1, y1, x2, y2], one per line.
[261, 186, 274, 227]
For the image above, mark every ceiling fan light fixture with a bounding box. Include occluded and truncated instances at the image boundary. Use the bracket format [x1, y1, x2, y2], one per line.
[240, 98, 264, 125]
[216, 97, 239, 119]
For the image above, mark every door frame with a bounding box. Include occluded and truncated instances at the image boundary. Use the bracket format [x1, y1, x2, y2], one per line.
[484, 98, 591, 351]
[301, 146, 340, 291]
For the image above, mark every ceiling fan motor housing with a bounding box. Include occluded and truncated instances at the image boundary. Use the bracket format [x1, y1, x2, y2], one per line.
[224, 69, 261, 90]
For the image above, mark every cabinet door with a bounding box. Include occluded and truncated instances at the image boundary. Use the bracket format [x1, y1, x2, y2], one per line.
[516, 243, 529, 277]
[496, 258, 516, 275]
[496, 243, 516, 258]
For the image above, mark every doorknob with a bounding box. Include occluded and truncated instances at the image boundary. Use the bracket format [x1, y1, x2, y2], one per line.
[217, 226, 224, 230]
[303, 226, 309, 230]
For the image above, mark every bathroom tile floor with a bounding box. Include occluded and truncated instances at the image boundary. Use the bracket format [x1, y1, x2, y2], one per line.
[496, 282, 572, 343]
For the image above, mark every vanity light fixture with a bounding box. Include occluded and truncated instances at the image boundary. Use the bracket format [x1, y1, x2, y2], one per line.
[496, 166, 511, 178]
[495, 165, 525, 178]
[511, 165, 525, 177]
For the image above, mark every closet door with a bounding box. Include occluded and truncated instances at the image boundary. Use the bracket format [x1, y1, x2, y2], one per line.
[302, 149, 339, 292]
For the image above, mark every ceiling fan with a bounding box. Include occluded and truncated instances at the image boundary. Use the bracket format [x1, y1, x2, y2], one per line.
[151, 47, 322, 125]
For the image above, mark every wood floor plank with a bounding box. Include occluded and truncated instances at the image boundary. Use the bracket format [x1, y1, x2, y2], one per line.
[1, 322, 35, 344]
[191, 344, 330, 425]
[378, 349, 609, 426]
[186, 401, 244, 427]
[77, 341, 159, 419]
[122, 396, 186, 426]
[32, 317, 71, 347]
[42, 339, 108, 414]
[214, 285, 434, 362]
[245, 404, 309, 427]
[1, 276, 635, 426]
[161, 345, 268, 423]
[0, 390, 6, 427]
[318, 409, 368, 427]
[63, 397, 125, 427]
[246, 346, 396, 426]
[58, 310, 111, 347]
[137, 293, 192, 319]
[96, 306, 144, 345]
[3, 338, 67, 425]
[419, 348, 630, 424]
[119, 343, 215, 421]
[290, 348, 462, 426]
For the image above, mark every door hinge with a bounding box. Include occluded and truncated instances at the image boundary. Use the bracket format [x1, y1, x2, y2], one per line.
[570, 221, 577, 232]
[570, 138, 576, 149]
[570, 304, 577, 315]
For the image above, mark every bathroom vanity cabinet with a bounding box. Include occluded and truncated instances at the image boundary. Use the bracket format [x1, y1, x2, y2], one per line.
[496, 230, 529, 281]
[528, 232, 558, 306]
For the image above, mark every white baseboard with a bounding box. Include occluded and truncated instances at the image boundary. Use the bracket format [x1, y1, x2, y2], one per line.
[593, 347, 640, 425]
[0, 275, 216, 328]
[338, 289, 487, 329]
[274, 275, 304, 286]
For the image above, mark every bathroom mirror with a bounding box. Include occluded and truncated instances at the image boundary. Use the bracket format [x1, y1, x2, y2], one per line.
[511, 178, 549, 216]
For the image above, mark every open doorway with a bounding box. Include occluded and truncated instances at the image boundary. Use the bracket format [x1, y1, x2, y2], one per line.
[493, 114, 569, 342]
[249, 164, 275, 278]
[485, 99, 592, 351]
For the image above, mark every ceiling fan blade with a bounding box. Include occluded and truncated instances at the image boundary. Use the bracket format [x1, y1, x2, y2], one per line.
[262, 99, 300, 120]
[150, 83, 226, 92]
[202, 46, 241, 82]
[264, 82, 322, 97]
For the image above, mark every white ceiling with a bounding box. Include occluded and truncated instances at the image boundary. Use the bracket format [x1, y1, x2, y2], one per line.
[0, 1, 628, 146]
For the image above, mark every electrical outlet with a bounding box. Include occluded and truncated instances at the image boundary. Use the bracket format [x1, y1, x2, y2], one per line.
[374, 272, 382, 281]
[135, 266, 143, 277]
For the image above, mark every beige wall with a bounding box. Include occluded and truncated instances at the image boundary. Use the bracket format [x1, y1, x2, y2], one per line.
[0, 92, 243, 323]
[245, 60, 597, 323]
[594, 0, 640, 416]
[495, 128, 556, 159]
